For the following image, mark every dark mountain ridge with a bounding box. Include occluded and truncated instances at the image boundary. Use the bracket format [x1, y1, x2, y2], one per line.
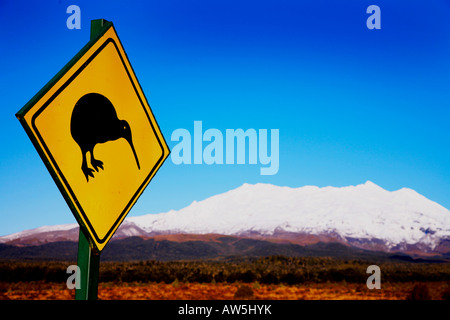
[0, 234, 448, 263]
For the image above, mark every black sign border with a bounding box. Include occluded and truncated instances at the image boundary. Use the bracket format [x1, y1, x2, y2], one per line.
[19, 24, 167, 250]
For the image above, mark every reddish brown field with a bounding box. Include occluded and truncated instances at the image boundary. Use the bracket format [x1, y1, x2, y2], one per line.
[0, 281, 448, 300]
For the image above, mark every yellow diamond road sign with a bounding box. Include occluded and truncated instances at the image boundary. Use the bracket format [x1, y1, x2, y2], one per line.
[16, 22, 170, 252]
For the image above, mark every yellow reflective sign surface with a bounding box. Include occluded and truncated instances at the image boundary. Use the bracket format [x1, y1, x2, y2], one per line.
[17, 24, 169, 251]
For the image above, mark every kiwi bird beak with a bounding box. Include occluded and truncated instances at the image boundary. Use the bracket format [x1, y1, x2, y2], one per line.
[126, 137, 140, 170]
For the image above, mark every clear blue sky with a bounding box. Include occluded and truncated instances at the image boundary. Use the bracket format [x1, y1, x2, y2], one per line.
[0, 0, 449, 236]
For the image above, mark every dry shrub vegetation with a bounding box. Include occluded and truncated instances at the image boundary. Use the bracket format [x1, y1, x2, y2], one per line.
[0, 256, 449, 300]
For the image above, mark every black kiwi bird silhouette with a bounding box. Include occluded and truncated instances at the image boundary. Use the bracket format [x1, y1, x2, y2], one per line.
[70, 93, 140, 182]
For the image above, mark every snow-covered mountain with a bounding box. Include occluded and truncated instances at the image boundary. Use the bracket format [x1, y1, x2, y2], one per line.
[2, 181, 450, 254]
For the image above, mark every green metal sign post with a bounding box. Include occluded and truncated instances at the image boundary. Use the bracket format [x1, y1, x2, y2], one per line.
[74, 19, 109, 300]
[75, 230, 100, 300]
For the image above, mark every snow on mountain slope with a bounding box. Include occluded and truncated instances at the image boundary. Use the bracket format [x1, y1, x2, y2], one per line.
[129, 181, 450, 250]
[0, 223, 78, 244]
[0, 220, 146, 245]
[1, 181, 449, 252]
